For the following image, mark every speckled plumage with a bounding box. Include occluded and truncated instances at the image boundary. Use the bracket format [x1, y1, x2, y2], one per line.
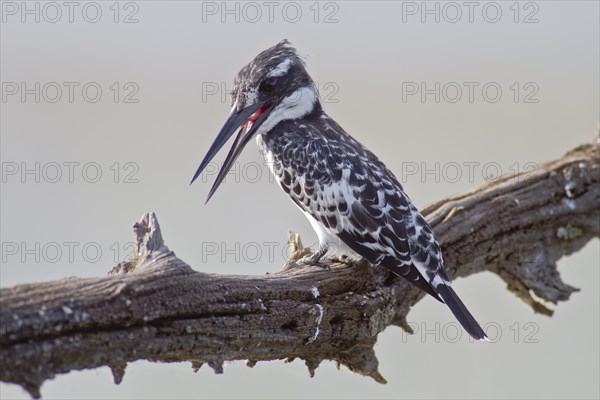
[256, 115, 447, 301]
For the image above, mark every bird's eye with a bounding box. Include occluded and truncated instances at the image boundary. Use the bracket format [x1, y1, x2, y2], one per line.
[259, 78, 277, 93]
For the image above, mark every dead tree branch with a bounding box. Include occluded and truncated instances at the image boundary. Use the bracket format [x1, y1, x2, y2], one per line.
[1, 135, 598, 398]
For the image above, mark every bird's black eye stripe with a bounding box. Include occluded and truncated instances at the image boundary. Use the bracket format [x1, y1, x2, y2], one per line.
[259, 77, 277, 93]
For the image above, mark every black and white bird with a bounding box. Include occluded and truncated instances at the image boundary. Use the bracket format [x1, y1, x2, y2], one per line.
[191, 40, 487, 341]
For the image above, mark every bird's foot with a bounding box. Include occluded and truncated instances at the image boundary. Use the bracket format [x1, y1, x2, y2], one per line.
[297, 245, 330, 269]
[297, 256, 330, 270]
[283, 246, 330, 271]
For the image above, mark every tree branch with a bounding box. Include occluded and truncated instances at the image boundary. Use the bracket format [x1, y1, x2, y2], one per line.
[1, 135, 598, 398]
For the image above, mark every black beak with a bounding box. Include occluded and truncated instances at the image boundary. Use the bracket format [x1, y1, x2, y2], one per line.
[190, 100, 271, 203]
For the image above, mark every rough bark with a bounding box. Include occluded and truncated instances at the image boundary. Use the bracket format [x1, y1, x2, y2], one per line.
[1, 135, 598, 399]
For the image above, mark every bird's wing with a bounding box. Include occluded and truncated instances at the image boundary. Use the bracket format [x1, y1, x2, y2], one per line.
[268, 127, 445, 301]
[265, 124, 487, 340]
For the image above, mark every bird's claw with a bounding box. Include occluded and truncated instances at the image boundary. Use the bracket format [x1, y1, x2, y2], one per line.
[297, 246, 330, 269]
[282, 246, 330, 271]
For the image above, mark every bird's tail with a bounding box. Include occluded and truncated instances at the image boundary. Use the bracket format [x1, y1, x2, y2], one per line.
[435, 283, 488, 341]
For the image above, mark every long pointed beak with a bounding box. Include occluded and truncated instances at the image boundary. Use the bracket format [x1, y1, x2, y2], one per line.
[190, 100, 271, 203]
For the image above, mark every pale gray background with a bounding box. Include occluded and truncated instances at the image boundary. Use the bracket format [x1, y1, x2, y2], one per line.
[1, 1, 599, 399]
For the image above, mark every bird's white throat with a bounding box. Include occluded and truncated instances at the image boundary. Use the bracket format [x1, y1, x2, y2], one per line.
[256, 85, 317, 135]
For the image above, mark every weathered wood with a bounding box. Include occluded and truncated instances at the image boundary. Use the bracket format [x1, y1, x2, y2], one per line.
[1, 135, 598, 398]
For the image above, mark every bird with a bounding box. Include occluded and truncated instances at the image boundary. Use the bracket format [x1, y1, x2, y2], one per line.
[190, 40, 488, 341]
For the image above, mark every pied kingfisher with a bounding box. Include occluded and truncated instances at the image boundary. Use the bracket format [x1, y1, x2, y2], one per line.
[191, 40, 487, 340]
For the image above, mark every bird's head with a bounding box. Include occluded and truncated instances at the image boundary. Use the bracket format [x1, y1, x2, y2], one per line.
[190, 40, 320, 202]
